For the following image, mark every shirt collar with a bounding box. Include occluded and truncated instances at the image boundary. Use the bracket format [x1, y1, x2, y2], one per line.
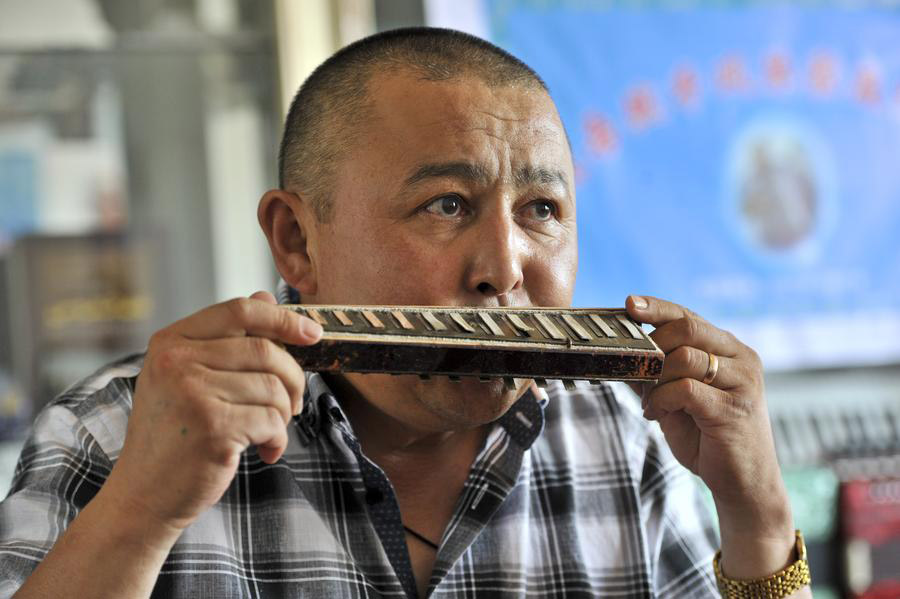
[495, 386, 546, 448]
[276, 279, 300, 304]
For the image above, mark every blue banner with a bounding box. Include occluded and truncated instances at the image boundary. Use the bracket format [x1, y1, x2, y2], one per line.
[482, 1, 900, 369]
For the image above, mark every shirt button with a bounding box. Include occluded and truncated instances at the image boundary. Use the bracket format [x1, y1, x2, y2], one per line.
[365, 487, 384, 505]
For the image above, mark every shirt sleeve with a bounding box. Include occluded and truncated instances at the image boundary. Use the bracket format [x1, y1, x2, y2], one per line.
[0, 402, 113, 598]
[639, 423, 722, 598]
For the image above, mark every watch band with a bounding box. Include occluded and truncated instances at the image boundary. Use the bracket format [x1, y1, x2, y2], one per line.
[712, 530, 811, 599]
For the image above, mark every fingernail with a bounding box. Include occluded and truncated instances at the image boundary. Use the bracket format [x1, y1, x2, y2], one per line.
[301, 318, 323, 339]
[630, 295, 648, 310]
[293, 399, 303, 416]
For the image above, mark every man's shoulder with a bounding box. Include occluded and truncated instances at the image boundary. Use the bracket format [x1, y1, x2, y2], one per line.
[33, 352, 144, 460]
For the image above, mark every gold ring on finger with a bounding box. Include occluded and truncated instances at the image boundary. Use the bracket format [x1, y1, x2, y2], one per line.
[702, 351, 719, 385]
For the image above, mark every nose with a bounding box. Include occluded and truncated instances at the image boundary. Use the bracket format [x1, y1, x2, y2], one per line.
[464, 209, 525, 302]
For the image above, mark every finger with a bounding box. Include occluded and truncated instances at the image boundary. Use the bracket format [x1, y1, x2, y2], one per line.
[258, 443, 288, 464]
[649, 317, 743, 358]
[250, 290, 277, 305]
[626, 295, 705, 327]
[643, 377, 754, 424]
[204, 368, 294, 424]
[188, 337, 306, 415]
[655, 345, 747, 390]
[222, 402, 290, 464]
[171, 296, 323, 344]
[257, 423, 290, 464]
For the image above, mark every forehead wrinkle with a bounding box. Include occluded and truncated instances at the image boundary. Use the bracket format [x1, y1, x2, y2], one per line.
[474, 109, 525, 123]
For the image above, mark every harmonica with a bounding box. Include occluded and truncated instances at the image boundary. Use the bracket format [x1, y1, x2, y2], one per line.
[283, 305, 664, 389]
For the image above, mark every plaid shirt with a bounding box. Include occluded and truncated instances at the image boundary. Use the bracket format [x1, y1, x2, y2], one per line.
[0, 325, 720, 598]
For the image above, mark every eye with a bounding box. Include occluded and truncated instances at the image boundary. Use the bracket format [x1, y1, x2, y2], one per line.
[424, 194, 465, 218]
[526, 200, 556, 221]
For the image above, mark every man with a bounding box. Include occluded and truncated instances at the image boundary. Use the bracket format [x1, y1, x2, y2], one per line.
[1, 28, 810, 598]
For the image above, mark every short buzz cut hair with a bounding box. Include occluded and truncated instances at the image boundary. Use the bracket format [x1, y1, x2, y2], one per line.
[278, 27, 548, 222]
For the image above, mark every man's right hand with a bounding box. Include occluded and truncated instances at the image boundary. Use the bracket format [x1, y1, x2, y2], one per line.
[104, 290, 322, 533]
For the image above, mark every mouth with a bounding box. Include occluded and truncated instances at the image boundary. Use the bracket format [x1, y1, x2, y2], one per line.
[416, 373, 533, 392]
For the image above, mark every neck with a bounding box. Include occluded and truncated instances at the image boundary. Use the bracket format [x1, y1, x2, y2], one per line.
[322, 373, 489, 483]
[322, 372, 501, 577]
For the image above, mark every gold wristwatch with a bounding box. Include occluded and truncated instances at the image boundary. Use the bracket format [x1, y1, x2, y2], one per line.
[712, 530, 811, 599]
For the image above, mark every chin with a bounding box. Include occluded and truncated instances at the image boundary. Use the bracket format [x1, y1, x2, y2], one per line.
[414, 376, 527, 429]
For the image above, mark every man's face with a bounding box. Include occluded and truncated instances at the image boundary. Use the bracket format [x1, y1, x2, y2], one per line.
[306, 71, 577, 429]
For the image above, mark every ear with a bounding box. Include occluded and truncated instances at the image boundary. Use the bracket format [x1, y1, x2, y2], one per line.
[257, 189, 318, 296]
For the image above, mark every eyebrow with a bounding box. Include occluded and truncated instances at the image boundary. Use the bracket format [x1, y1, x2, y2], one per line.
[404, 161, 569, 191]
[513, 164, 568, 189]
[404, 162, 491, 186]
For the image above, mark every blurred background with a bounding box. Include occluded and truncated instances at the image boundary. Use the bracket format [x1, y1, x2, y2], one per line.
[0, 0, 897, 596]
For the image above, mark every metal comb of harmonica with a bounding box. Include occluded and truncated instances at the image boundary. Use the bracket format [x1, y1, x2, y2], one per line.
[283, 305, 664, 389]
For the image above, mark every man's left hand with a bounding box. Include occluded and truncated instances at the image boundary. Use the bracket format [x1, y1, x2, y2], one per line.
[626, 295, 797, 575]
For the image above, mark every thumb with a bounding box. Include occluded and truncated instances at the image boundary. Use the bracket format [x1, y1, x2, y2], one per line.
[250, 290, 277, 305]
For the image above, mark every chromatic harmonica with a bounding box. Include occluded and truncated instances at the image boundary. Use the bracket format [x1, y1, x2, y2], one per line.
[283, 305, 664, 389]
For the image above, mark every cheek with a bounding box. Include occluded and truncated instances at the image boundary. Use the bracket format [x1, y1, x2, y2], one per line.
[320, 225, 464, 304]
[372, 241, 463, 303]
[525, 238, 577, 306]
